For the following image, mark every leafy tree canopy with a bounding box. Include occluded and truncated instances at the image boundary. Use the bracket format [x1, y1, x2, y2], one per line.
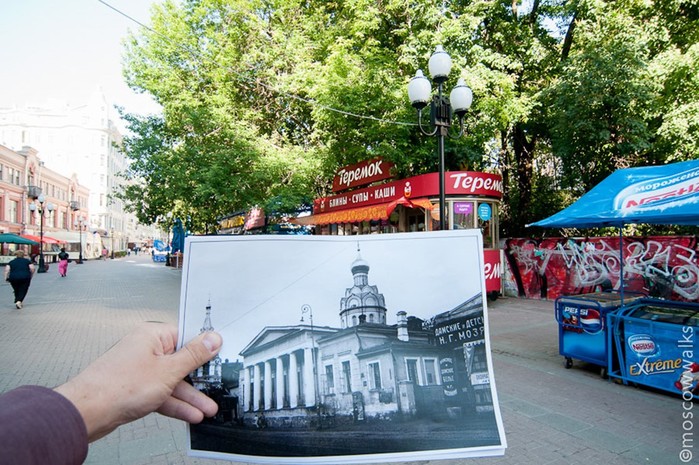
[117, 0, 699, 236]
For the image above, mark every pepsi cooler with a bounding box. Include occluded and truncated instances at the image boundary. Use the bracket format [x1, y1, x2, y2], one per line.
[555, 291, 642, 374]
[608, 298, 699, 399]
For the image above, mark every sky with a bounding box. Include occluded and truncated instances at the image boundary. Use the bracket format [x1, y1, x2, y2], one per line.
[0, 0, 163, 128]
[177, 231, 487, 362]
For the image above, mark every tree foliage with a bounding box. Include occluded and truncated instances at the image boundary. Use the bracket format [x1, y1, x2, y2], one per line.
[117, 0, 699, 236]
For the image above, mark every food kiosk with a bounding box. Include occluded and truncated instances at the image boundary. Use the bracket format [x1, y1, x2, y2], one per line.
[292, 158, 504, 296]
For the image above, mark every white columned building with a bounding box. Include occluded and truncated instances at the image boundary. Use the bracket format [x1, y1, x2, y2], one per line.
[275, 356, 285, 410]
[288, 352, 299, 408]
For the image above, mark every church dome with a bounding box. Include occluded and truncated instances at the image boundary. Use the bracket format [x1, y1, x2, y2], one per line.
[340, 247, 387, 328]
[351, 256, 370, 275]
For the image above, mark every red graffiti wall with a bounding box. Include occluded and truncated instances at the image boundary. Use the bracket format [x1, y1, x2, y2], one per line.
[504, 236, 699, 301]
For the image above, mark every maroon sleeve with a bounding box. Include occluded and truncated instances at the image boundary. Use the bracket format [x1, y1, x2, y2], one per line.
[0, 385, 88, 465]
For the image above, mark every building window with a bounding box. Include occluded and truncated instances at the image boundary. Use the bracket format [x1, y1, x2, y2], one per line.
[324, 364, 335, 395]
[424, 358, 438, 385]
[341, 360, 352, 393]
[367, 361, 381, 390]
[472, 344, 488, 373]
[474, 384, 493, 405]
[406, 358, 420, 385]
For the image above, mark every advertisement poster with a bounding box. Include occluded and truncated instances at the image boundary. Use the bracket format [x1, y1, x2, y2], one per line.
[177, 230, 506, 464]
[620, 304, 699, 397]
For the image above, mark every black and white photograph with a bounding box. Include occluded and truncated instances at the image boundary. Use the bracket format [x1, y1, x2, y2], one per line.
[177, 230, 506, 464]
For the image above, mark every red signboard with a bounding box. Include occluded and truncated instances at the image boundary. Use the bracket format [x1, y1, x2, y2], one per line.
[332, 158, 395, 192]
[317, 171, 503, 213]
[483, 249, 501, 294]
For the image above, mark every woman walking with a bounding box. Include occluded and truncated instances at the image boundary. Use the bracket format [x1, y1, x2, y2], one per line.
[3, 250, 36, 309]
[58, 248, 69, 277]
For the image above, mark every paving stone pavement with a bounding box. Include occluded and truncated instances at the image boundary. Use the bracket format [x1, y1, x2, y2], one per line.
[0, 254, 692, 464]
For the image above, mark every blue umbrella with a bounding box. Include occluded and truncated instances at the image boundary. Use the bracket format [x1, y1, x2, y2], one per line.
[171, 218, 185, 254]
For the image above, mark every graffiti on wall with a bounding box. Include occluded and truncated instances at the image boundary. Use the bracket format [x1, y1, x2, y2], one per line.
[504, 236, 699, 301]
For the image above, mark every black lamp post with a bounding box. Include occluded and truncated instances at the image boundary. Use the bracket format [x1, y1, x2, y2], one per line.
[75, 216, 85, 264]
[165, 212, 172, 266]
[408, 45, 473, 230]
[29, 194, 53, 273]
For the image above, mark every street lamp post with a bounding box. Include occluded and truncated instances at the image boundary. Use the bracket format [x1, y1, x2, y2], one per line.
[74, 216, 85, 264]
[300, 304, 321, 427]
[29, 194, 54, 273]
[165, 212, 173, 267]
[408, 45, 473, 230]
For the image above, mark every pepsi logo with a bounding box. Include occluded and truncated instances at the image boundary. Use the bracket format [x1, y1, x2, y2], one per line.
[627, 334, 658, 356]
[580, 308, 603, 334]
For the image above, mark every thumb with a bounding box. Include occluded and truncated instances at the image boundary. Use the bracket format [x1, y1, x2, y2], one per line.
[170, 331, 223, 380]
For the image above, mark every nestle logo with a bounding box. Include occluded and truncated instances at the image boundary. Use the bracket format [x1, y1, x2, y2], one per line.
[614, 167, 699, 211]
[627, 334, 658, 356]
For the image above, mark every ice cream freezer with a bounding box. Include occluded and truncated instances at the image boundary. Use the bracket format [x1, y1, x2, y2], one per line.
[608, 298, 699, 399]
[555, 291, 643, 375]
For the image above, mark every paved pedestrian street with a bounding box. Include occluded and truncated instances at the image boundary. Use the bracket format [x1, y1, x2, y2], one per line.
[0, 254, 690, 464]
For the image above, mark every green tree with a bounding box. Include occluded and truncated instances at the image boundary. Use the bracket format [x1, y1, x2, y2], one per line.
[546, 0, 699, 204]
[117, 0, 699, 237]
[118, 0, 324, 232]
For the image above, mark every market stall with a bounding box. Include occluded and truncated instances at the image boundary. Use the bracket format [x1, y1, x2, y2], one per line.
[0, 233, 39, 264]
[529, 160, 699, 398]
[292, 158, 504, 296]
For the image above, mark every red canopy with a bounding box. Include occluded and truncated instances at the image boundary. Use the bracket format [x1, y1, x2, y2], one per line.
[21, 234, 64, 245]
[291, 198, 434, 226]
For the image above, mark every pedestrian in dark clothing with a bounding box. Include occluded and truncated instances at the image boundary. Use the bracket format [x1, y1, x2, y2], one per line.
[3, 250, 36, 309]
[58, 247, 70, 277]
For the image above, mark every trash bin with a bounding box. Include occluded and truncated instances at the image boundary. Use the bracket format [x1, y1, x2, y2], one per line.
[555, 291, 643, 375]
[608, 298, 699, 399]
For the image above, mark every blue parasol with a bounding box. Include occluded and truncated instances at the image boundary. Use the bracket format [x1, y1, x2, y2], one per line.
[171, 218, 185, 254]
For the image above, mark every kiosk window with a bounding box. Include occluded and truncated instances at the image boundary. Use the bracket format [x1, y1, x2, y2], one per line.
[452, 201, 475, 229]
[477, 202, 497, 249]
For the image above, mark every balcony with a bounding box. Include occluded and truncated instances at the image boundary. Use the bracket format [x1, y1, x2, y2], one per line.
[27, 185, 42, 200]
[70, 201, 80, 211]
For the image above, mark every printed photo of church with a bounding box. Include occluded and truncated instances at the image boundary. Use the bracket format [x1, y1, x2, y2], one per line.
[180, 233, 505, 461]
[235, 248, 493, 429]
[191, 246, 496, 427]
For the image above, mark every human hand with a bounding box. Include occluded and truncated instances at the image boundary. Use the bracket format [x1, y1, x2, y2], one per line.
[54, 322, 223, 442]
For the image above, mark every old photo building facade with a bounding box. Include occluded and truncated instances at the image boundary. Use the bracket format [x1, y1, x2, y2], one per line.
[236, 249, 491, 428]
